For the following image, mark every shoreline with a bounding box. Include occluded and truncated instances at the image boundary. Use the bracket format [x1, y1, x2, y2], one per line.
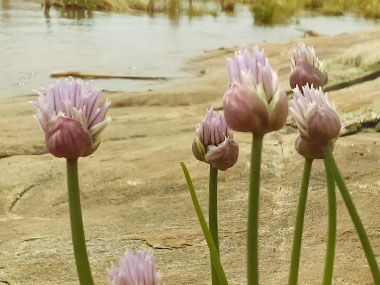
[1, 28, 380, 284]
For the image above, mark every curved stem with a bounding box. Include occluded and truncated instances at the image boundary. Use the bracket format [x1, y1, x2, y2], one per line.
[288, 159, 313, 285]
[180, 162, 228, 285]
[247, 135, 263, 285]
[209, 165, 220, 285]
[66, 159, 94, 285]
[323, 156, 336, 285]
[324, 148, 380, 285]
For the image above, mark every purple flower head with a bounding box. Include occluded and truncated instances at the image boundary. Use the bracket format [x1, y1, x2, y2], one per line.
[223, 46, 288, 136]
[291, 43, 324, 71]
[108, 250, 164, 285]
[31, 77, 111, 159]
[192, 107, 239, 171]
[290, 42, 328, 89]
[290, 84, 341, 159]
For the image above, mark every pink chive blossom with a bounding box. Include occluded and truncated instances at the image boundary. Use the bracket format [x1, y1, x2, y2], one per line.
[290, 84, 341, 159]
[31, 77, 111, 159]
[223, 46, 288, 136]
[108, 250, 164, 285]
[290, 42, 328, 89]
[192, 108, 239, 171]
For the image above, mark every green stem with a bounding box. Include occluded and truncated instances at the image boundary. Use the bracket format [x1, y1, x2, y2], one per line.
[66, 159, 94, 285]
[324, 148, 380, 285]
[209, 165, 220, 285]
[288, 159, 313, 285]
[323, 156, 336, 285]
[180, 162, 228, 285]
[247, 135, 263, 285]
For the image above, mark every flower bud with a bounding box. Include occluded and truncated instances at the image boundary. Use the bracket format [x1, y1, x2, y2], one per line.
[192, 108, 239, 171]
[223, 46, 288, 136]
[108, 250, 164, 285]
[307, 104, 341, 143]
[204, 139, 239, 171]
[45, 116, 92, 160]
[290, 42, 328, 89]
[31, 78, 111, 159]
[290, 84, 341, 159]
[223, 84, 268, 133]
[295, 135, 325, 160]
[290, 61, 328, 90]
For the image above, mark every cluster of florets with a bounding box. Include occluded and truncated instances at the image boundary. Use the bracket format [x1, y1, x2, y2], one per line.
[31, 77, 111, 159]
[192, 107, 239, 171]
[223, 46, 288, 136]
[290, 42, 328, 89]
[290, 84, 341, 159]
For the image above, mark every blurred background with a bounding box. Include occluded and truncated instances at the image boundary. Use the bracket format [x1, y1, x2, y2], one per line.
[1, 0, 379, 97]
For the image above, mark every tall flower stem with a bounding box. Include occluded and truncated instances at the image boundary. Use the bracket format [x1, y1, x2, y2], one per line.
[247, 135, 263, 285]
[323, 156, 336, 285]
[288, 159, 313, 285]
[180, 162, 228, 285]
[209, 165, 220, 285]
[324, 148, 380, 284]
[66, 159, 94, 285]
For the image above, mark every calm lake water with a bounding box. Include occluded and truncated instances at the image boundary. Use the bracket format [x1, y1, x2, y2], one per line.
[0, 0, 379, 97]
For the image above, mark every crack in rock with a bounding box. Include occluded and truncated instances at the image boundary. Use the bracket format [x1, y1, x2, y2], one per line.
[341, 109, 380, 136]
[19, 237, 48, 243]
[9, 185, 36, 212]
[128, 237, 192, 250]
[0, 151, 47, 160]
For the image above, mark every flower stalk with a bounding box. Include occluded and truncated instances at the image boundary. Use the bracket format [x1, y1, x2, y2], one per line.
[247, 135, 263, 285]
[223, 46, 287, 285]
[323, 155, 336, 285]
[180, 162, 228, 285]
[66, 159, 94, 285]
[209, 165, 220, 285]
[324, 148, 380, 284]
[288, 159, 313, 285]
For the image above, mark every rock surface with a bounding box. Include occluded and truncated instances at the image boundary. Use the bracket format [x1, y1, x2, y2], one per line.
[1, 28, 380, 284]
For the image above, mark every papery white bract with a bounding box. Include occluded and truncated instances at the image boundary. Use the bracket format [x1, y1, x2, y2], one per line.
[31, 77, 111, 159]
[108, 251, 164, 285]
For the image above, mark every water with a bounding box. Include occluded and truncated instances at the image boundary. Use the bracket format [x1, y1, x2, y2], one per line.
[0, 0, 379, 97]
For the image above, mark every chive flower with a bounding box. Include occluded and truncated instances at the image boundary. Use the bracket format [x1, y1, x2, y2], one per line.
[290, 42, 328, 89]
[290, 84, 341, 159]
[192, 107, 239, 171]
[108, 251, 164, 285]
[223, 46, 288, 136]
[31, 77, 111, 159]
